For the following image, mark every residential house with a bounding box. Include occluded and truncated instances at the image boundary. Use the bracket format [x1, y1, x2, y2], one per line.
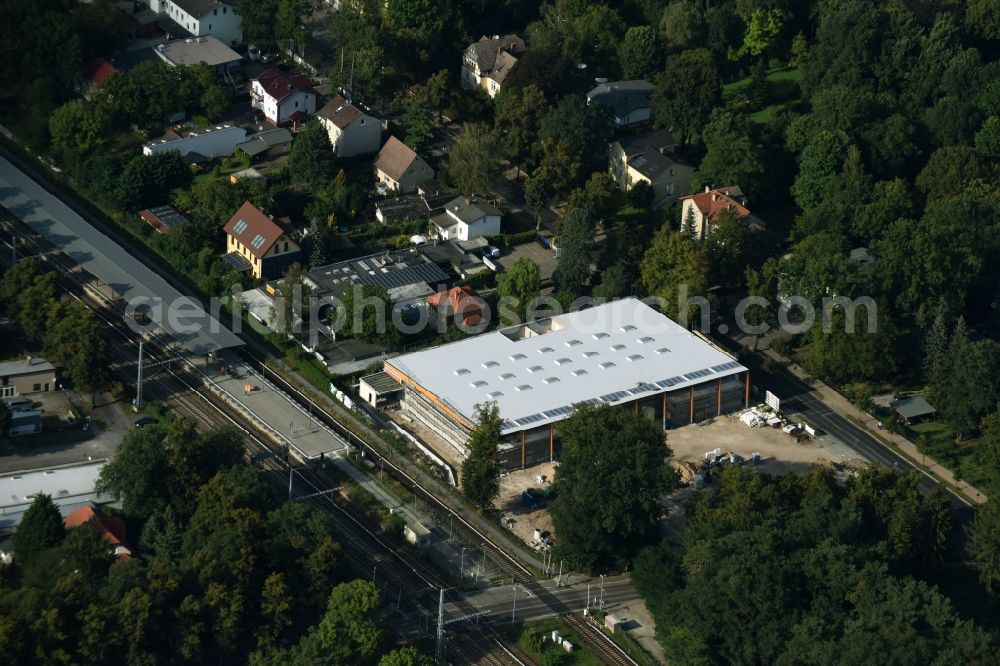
[143, 123, 248, 162]
[679, 185, 763, 240]
[426, 286, 485, 327]
[251, 69, 316, 126]
[235, 127, 293, 160]
[81, 57, 118, 100]
[374, 136, 435, 194]
[148, 0, 243, 46]
[223, 201, 301, 280]
[430, 196, 502, 241]
[609, 130, 692, 207]
[0, 356, 57, 397]
[586, 80, 654, 127]
[154, 35, 241, 79]
[316, 95, 380, 157]
[461, 34, 526, 99]
[64, 505, 132, 561]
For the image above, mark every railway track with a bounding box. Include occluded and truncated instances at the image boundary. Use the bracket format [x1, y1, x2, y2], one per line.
[561, 613, 639, 666]
[1, 215, 637, 665]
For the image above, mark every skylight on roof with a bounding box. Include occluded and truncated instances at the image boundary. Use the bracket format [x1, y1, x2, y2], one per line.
[454, 368, 470, 376]
[233, 219, 248, 234]
[599, 361, 616, 369]
[515, 384, 532, 392]
[638, 336, 654, 344]
[655, 347, 670, 354]
[555, 357, 572, 365]
[487, 391, 504, 399]
[527, 365, 543, 373]
[592, 332, 609, 340]
[627, 354, 643, 362]
[251, 234, 267, 249]
[610, 343, 626, 351]
[482, 360, 499, 368]
[543, 377, 560, 385]
[582, 351, 599, 358]
[538, 347, 554, 354]
[510, 353, 527, 361]
[621, 324, 637, 332]
[571, 369, 588, 377]
[499, 372, 515, 380]
[565, 339, 583, 347]
[470, 380, 488, 388]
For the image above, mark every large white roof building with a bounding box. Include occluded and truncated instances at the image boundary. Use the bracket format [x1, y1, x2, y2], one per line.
[384, 298, 749, 469]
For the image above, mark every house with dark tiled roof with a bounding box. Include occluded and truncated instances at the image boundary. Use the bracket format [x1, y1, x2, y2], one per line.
[461, 34, 526, 99]
[374, 136, 434, 194]
[223, 201, 301, 279]
[316, 95, 380, 157]
[64, 504, 132, 561]
[430, 196, 502, 241]
[609, 130, 692, 207]
[251, 68, 316, 126]
[586, 80, 654, 127]
[679, 185, 763, 239]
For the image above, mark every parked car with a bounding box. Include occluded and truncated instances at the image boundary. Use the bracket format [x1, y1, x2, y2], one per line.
[134, 417, 156, 428]
[485, 245, 501, 259]
[4, 397, 33, 411]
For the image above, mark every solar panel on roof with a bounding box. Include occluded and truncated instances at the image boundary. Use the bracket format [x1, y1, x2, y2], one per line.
[581, 397, 603, 406]
[543, 406, 574, 418]
[657, 375, 684, 388]
[710, 361, 742, 372]
[601, 390, 630, 402]
[515, 413, 545, 426]
[683, 368, 713, 380]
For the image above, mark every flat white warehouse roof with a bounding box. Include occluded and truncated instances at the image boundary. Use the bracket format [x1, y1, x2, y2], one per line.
[386, 298, 746, 434]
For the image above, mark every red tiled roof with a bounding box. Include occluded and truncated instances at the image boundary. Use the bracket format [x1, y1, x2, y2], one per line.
[426, 286, 484, 324]
[253, 68, 314, 103]
[223, 201, 287, 259]
[64, 505, 129, 552]
[680, 188, 751, 221]
[86, 58, 118, 86]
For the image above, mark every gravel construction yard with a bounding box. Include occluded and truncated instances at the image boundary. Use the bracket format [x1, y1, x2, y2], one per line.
[667, 413, 862, 476]
[497, 462, 557, 550]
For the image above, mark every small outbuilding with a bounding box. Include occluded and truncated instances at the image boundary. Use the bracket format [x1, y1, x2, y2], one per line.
[359, 371, 403, 407]
[891, 395, 936, 426]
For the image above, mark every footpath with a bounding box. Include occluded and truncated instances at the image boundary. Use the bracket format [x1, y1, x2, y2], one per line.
[762, 348, 987, 505]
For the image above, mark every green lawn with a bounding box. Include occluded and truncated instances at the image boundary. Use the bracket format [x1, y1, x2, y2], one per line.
[908, 421, 992, 490]
[498, 618, 605, 666]
[723, 67, 803, 124]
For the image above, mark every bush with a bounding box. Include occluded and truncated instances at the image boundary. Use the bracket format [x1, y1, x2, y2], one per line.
[490, 230, 537, 247]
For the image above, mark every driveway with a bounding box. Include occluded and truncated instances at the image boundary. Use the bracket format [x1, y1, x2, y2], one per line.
[495, 241, 559, 282]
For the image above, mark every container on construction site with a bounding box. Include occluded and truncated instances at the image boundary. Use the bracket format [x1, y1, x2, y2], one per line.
[534, 528, 543, 541]
[752, 452, 761, 465]
[551, 630, 560, 643]
[693, 474, 704, 489]
[605, 614, 621, 633]
[562, 640, 573, 653]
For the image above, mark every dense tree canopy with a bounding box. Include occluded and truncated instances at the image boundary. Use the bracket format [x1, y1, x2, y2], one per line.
[551, 405, 678, 572]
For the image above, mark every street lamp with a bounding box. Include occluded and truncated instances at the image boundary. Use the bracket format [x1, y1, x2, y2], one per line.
[460, 547, 466, 581]
[511, 585, 517, 624]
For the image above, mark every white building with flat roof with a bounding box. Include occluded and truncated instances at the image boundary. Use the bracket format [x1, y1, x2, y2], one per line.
[384, 298, 749, 469]
[0, 461, 113, 530]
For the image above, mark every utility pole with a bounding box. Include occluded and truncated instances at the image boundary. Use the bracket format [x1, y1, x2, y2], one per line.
[586, 582, 591, 612]
[435, 588, 445, 664]
[459, 547, 465, 581]
[135, 341, 144, 410]
[556, 560, 563, 588]
[288, 468, 294, 499]
[511, 585, 517, 624]
[600, 574, 605, 609]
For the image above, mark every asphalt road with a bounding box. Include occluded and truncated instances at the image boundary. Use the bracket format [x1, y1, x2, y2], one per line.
[752, 357, 975, 520]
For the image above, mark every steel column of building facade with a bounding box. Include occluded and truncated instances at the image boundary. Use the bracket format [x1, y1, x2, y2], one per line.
[716, 378, 722, 414]
[745, 371, 751, 405]
[689, 386, 694, 422]
[521, 431, 526, 467]
[549, 425, 554, 460]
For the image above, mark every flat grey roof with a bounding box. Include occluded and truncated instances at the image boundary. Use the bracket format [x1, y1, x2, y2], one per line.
[360, 371, 403, 395]
[0, 357, 55, 377]
[893, 395, 936, 419]
[387, 298, 747, 434]
[0, 156, 243, 355]
[310, 248, 449, 296]
[156, 35, 241, 67]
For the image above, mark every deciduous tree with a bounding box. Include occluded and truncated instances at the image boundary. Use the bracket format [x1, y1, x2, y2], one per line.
[640, 225, 710, 321]
[461, 402, 502, 512]
[651, 49, 720, 143]
[618, 26, 663, 80]
[551, 406, 676, 572]
[496, 257, 541, 325]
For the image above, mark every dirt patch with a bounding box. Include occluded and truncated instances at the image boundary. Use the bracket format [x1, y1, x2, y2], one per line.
[667, 414, 855, 476]
[497, 462, 557, 549]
